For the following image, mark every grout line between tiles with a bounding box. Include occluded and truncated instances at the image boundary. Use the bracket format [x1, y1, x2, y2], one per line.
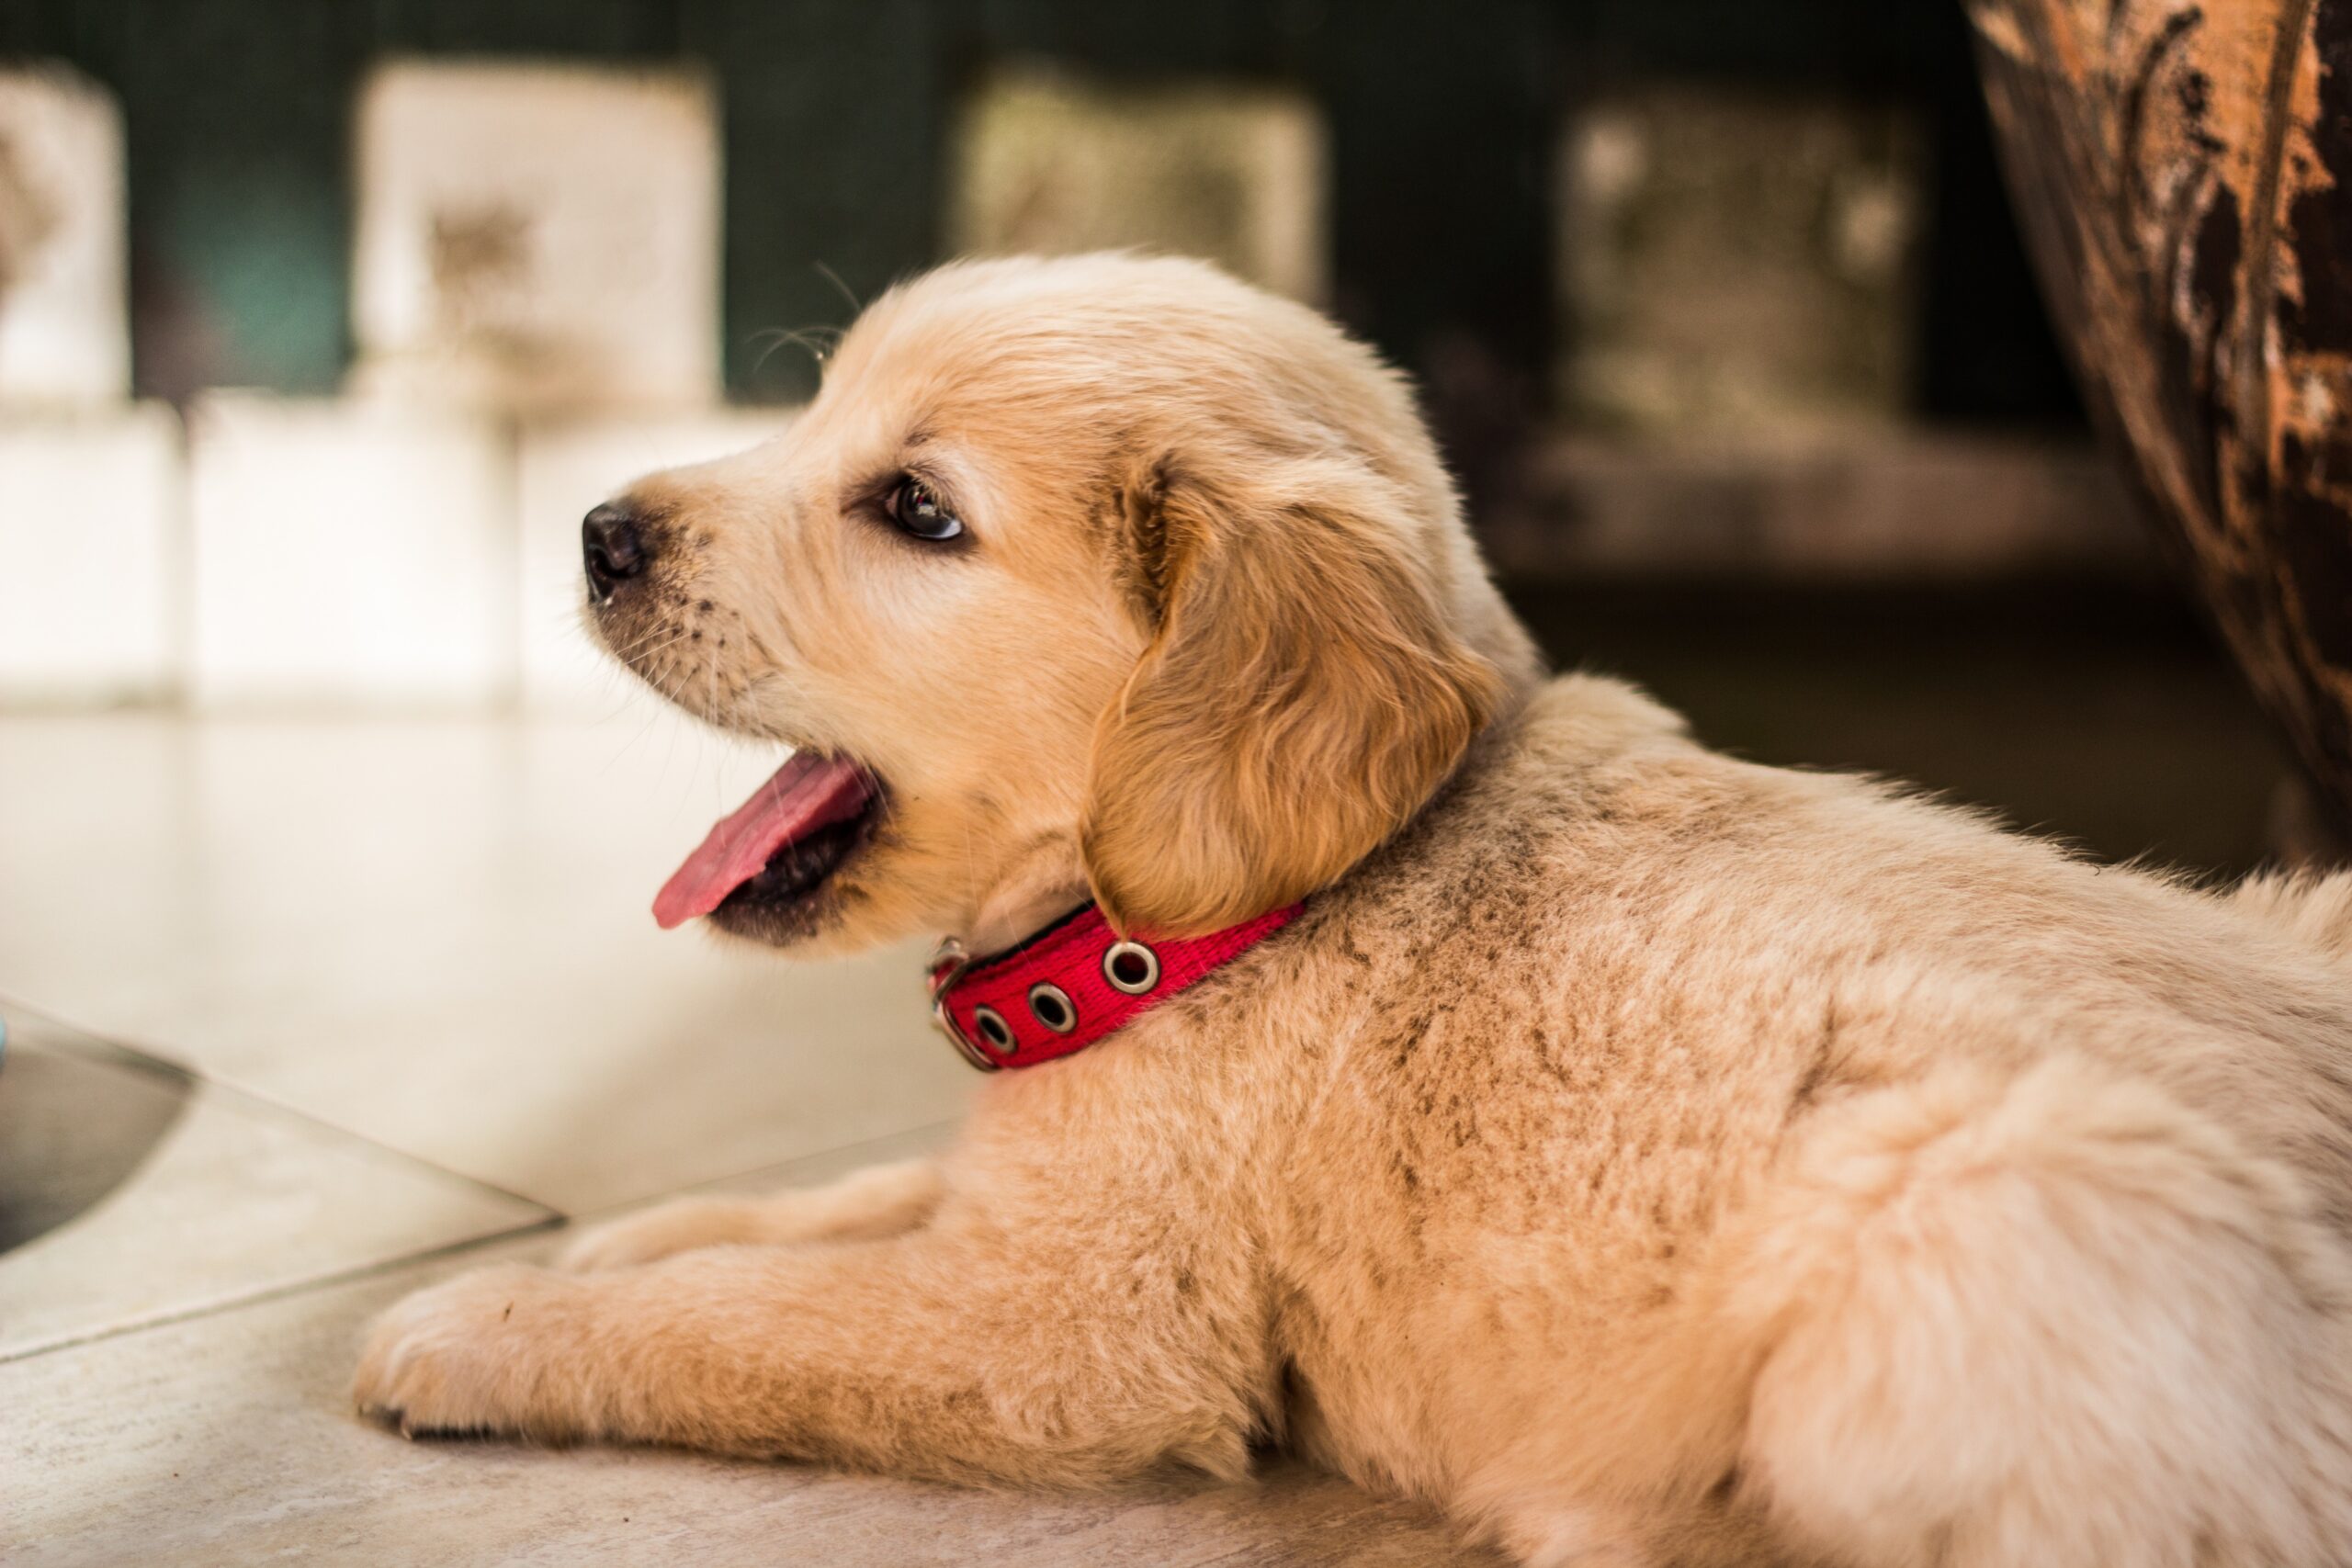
[0, 1213, 567, 1367]
[0, 1116, 961, 1369]
[0, 990, 965, 1229]
[0, 986, 202, 1078]
[0, 986, 563, 1221]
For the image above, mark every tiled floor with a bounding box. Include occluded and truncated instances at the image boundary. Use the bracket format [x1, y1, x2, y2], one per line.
[1, 700, 1492, 1566]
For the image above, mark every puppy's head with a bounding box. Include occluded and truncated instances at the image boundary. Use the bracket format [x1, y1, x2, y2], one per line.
[590, 254, 1528, 955]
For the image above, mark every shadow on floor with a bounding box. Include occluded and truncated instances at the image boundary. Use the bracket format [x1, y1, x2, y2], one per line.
[0, 1020, 192, 1254]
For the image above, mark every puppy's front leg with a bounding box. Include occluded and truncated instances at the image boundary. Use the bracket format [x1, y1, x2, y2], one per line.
[354, 1219, 1262, 1484]
[557, 1157, 944, 1270]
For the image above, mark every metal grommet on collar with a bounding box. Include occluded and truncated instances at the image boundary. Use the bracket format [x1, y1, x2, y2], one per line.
[1026, 982, 1077, 1034]
[970, 1004, 1017, 1055]
[1102, 940, 1161, 996]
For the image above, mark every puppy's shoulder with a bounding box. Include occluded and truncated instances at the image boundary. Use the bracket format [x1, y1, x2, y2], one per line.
[1510, 672, 1695, 764]
[1446, 671, 1750, 849]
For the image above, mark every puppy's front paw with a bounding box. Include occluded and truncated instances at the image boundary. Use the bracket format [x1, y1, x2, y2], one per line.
[557, 1196, 747, 1271]
[353, 1262, 590, 1439]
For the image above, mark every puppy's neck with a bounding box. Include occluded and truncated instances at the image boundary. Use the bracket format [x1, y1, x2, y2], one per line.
[961, 838, 1093, 956]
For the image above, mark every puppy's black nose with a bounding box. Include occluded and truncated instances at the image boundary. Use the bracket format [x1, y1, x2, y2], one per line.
[582, 503, 650, 601]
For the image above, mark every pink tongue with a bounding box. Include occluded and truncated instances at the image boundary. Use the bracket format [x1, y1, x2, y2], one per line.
[653, 753, 874, 930]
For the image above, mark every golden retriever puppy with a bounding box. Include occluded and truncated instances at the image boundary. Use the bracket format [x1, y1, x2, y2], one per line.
[356, 254, 2352, 1567]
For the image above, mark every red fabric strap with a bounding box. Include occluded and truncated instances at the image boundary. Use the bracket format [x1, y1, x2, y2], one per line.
[929, 902, 1302, 1070]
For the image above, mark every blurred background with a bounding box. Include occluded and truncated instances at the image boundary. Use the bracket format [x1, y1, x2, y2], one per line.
[0, 0, 2295, 881]
[0, 0, 2304, 880]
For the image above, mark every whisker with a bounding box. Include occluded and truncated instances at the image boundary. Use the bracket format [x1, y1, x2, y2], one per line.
[746, 324, 845, 378]
[813, 260, 864, 316]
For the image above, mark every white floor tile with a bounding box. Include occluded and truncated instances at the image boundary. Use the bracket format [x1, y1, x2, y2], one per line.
[187, 395, 512, 708]
[0, 1008, 547, 1359]
[516, 412, 785, 712]
[0, 710, 973, 1213]
[0, 406, 178, 701]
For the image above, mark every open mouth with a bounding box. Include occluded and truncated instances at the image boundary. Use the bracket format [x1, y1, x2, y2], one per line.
[652, 753, 883, 931]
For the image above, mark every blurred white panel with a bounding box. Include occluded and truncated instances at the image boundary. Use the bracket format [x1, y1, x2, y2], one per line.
[188, 395, 511, 707]
[953, 69, 1326, 303]
[0, 406, 177, 702]
[515, 411, 785, 711]
[351, 61, 720, 413]
[1557, 88, 1925, 440]
[0, 66, 130, 408]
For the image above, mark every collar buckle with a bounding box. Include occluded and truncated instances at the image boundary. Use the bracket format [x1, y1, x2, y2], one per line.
[926, 937, 999, 1072]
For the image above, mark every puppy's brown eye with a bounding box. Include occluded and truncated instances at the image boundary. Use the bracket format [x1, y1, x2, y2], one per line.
[885, 477, 963, 542]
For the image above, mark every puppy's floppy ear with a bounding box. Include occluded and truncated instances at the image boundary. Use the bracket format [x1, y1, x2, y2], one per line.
[1081, 454, 1503, 936]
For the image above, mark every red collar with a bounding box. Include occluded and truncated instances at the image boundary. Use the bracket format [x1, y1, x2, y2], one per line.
[928, 902, 1301, 1070]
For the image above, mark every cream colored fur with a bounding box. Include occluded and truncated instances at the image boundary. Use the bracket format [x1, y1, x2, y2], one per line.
[356, 254, 2352, 1567]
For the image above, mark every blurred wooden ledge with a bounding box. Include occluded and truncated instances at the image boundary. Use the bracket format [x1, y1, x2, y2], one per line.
[1482, 431, 2154, 583]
